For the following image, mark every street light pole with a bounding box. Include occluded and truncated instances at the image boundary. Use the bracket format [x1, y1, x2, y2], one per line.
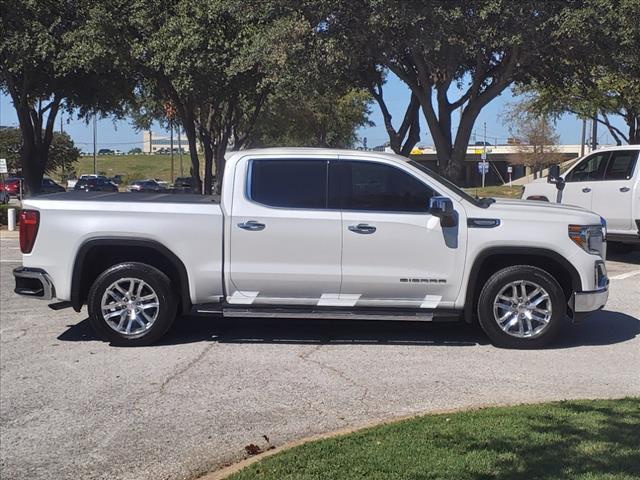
[591, 114, 598, 151]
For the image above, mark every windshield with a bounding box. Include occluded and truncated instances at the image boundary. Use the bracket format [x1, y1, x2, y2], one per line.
[408, 160, 487, 206]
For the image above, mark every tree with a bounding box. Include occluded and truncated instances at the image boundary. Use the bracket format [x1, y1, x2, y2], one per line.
[520, 0, 639, 145]
[317, 1, 586, 181]
[502, 101, 563, 178]
[0, 127, 80, 176]
[247, 88, 373, 148]
[0, 0, 133, 193]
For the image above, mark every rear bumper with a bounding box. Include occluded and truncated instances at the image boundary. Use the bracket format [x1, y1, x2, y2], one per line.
[13, 267, 55, 300]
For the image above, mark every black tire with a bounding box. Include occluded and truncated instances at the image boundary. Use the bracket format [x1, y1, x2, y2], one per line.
[87, 262, 177, 346]
[477, 265, 566, 349]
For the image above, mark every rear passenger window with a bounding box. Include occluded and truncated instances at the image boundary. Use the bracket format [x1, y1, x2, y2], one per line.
[604, 151, 638, 180]
[249, 159, 327, 209]
[565, 153, 609, 182]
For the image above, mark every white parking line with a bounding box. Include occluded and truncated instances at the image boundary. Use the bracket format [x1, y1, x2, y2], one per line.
[609, 270, 640, 280]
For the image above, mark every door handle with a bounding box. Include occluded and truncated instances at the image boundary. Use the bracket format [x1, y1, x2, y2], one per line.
[237, 220, 265, 231]
[620, 186, 630, 192]
[348, 223, 377, 234]
[582, 187, 591, 193]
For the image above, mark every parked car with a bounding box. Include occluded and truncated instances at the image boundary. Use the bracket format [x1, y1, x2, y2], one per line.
[126, 179, 167, 192]
[172, 176, 195, 193]
[110, 174, 124, 185]
[14, 148, 608, 348]
[40, 178, 66, 194]
[522, 145, 639, 247]
[1, 177, 64, 198]
[0, 177, 22, 197]
[73, 176, 118, 192]
[0, 189, 9, 204]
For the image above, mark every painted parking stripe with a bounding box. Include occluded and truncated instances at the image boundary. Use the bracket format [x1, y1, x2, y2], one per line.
[609, 270, 640, 281]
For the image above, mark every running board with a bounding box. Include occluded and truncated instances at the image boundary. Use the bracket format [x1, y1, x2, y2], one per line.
[221, 307, 461, 322]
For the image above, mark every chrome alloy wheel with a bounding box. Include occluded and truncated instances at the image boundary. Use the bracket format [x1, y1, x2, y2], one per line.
[101, 278, 160, 336]
[493, 280, 553, 339]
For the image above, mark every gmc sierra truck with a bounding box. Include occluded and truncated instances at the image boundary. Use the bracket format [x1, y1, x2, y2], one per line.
[523, 145, 639, 248]
[14, 148, 609, 348]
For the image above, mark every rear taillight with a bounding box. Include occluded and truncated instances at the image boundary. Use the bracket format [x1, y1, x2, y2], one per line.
[19, 210, 40, 254]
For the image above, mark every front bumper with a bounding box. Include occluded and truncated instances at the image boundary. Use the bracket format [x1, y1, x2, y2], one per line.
[13, 267, 55, 300]
[571, 287, 609, 313]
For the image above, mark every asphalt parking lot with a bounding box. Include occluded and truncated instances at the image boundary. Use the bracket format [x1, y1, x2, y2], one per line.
[1, 230, 639, 480]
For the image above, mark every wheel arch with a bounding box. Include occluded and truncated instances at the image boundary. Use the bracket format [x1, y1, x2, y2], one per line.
[463, 247, 582, 323]
[71, 237, 191, 314]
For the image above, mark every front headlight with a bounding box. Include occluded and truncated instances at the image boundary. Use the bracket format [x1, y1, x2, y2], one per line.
[569, 224, 605, 256]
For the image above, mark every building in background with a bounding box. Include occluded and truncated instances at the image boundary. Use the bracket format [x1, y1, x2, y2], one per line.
[142, 130, 202, 154]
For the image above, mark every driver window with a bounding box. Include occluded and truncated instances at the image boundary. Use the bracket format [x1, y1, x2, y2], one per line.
[565, 153, 609, 182]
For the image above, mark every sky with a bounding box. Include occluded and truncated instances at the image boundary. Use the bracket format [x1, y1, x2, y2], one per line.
[0, 72, 626, 153]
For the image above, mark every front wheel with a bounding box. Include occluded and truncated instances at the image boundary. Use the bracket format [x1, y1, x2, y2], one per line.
[87, 262, 177, 346]
[477, 266, 566, 349]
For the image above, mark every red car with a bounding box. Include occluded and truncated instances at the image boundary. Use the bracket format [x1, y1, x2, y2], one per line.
[0, 177, 22, 197]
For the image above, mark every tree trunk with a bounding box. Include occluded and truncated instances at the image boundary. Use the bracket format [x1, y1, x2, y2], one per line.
[213, 143, 226, 195]
[180, 111, 202, 194]
[200, 129, 214, 196]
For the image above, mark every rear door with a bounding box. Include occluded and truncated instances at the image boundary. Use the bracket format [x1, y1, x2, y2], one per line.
[561, 151, 610, 209]
[228, 155, 342, 305]
[590, 150, 639, 232]
[332, 158, 466, 309]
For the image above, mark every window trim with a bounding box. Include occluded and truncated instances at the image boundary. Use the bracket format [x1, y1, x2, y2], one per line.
[330, 159, 440, 215]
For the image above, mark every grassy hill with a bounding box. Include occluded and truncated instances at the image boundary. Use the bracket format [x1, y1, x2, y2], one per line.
[54, 154, 193, 184]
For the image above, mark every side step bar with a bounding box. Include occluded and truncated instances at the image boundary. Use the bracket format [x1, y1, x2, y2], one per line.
[220, 306, 461, 322]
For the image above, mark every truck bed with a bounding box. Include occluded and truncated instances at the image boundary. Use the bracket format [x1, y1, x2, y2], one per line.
[21, 191, 224, 305]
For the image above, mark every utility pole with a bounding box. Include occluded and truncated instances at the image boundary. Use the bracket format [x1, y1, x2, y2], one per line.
[580, 118, 586, 157]
[93, 115, 97, 174]
[591, 114, 598, 151]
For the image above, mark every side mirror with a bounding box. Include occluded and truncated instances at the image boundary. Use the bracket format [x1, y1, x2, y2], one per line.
[429, 196, 458, 228]
[547, 165, 565, 190]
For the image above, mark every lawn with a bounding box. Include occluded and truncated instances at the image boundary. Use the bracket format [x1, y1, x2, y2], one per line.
[227, 398, 640, 480]
[464, 185, 524, 199]
[53, 154, 193, 184]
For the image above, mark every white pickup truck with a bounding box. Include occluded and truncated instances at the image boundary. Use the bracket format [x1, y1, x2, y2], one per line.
[14, 148, 609, 348]
[523, 145, 640, 248]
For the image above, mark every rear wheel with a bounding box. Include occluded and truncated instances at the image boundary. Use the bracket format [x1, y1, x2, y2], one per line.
[478, 265, 566, 349]
[87, 262, 177, 346]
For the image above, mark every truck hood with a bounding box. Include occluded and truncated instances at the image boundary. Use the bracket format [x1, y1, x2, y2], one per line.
[480, 197, 602, 223]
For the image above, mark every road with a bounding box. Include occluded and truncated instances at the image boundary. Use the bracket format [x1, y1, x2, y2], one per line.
[1, 229, 639, 480]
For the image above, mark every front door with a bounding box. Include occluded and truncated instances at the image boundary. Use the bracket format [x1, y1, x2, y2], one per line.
[561, 151, 610, 209]
[332, 158, 466, 310]
[229, 156, 342, 305]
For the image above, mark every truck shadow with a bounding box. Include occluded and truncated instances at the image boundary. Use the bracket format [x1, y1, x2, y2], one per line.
[58, 310, 638, 348]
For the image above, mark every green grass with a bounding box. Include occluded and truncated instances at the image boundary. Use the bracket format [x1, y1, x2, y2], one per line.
[53, 154, 192, 184]
[464, 185, 524, 199]
[228, 398, 640, 480]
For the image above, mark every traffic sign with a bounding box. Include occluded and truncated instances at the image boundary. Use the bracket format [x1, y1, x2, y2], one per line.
[477, 161, 489, 174]
[481, 151, 487, 160]
[0, 158, 7, 174]
[507, 165, 513, 174]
